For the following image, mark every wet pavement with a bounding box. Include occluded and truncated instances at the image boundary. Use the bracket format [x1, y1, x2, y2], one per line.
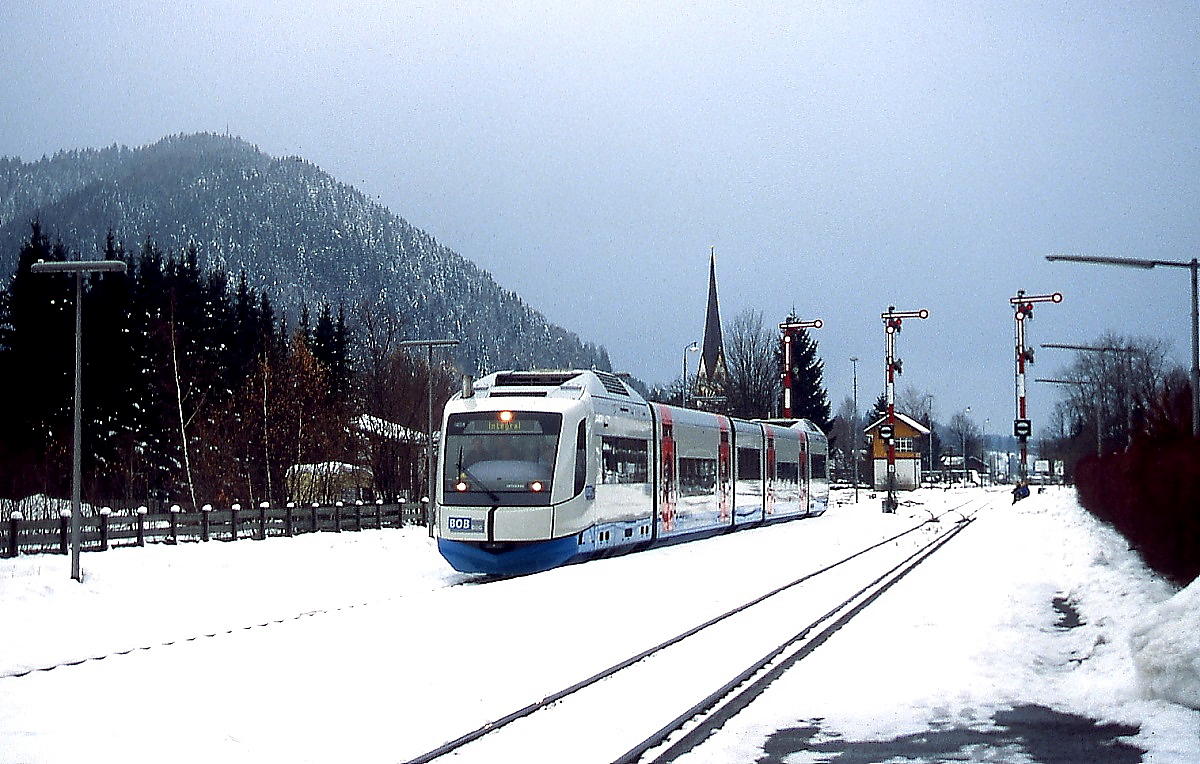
[753, 593, 1144, 763]
[755, 704, 1144, 764]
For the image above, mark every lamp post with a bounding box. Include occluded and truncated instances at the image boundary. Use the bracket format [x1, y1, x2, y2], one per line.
[1047, 254, 1198, 436]
[398, 338, 460, 536]
[850, 356, 859, 503]
[30, 258, 127, 581]
[984, 418, 991, 484]
[960, 406, 971, 485]
[681, 341, 699, 408]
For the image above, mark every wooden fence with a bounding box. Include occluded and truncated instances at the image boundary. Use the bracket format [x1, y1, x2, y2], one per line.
[3, 501, 427, 558]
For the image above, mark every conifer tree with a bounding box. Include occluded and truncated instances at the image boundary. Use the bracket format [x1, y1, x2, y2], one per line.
[868, 393, 889, 425]
[0, 223, 74, 496]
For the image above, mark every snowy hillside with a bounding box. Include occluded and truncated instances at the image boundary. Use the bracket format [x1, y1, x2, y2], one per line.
[0, 134, 611, 375]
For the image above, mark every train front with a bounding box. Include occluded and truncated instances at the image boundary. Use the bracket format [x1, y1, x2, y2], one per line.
[434, 375, 593, 575]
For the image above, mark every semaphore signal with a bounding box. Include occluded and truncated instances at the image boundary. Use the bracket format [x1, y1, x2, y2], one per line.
[880, 306, 928, 513]
[1010, 290, 1062, 481]
[779, 317, 823, 419]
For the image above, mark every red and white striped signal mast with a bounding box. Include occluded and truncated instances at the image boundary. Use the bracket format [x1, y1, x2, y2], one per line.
[881, 306, 928, 513]
[779, 317, 823, 418]
[1010, 290, 1062, 481]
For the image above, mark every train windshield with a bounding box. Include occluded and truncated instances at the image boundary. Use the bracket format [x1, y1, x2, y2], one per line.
[442, 411, 562, 506]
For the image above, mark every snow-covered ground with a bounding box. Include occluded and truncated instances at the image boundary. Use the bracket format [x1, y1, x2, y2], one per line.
[0, 486, 1197, 762]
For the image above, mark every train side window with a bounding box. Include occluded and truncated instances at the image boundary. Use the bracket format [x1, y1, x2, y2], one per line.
[812, 453, 827, 479]
[679, 457, 717, 497]
[737, 447, 761, 481]
[777, 461, 800, 484]
[602, 436, 650, 484]
[575, 420, 588, 495]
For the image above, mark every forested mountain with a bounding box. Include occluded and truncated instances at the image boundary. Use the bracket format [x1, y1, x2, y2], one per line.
[0, 133, 610, 375]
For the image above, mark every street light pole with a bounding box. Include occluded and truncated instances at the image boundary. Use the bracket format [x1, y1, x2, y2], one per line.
[398, 338, 460, 537]
[961, 406, 971, 485]
[682, 341, 698, 408]
[1047, 254, 1199, 436]
[850, 356, 859, 503]
[30, 259, 127, 582]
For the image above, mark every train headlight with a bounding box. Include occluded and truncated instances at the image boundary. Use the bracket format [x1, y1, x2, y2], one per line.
[529, 481, 545, 493]
[455, 480, 469, 492]
[499, 410, 514, 423]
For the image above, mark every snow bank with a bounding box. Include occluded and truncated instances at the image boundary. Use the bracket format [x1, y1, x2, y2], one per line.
[1131, 575, 1200, 709]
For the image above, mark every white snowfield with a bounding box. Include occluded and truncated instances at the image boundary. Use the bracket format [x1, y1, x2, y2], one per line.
[0, 486, 1197, 763]
[1132, 571, 1200, 711]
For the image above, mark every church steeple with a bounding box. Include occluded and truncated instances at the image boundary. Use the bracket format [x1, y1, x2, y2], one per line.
[694, 248, 727, 403]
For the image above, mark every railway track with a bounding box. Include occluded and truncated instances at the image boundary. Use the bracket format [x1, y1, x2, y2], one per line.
[402, 495, 997, 763]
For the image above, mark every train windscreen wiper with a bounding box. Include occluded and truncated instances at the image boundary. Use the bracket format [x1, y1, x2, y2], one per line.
[457, 448, 500, 502]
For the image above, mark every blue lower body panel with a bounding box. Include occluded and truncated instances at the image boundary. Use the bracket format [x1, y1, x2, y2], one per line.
[437, 536, 580, 575]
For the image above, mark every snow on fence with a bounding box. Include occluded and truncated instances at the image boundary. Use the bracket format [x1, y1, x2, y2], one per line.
[2, 500, 426, 558]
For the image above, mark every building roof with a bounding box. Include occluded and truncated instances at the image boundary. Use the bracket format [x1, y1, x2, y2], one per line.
[864, 412, 931, 435]
[354, 414, 425, 443]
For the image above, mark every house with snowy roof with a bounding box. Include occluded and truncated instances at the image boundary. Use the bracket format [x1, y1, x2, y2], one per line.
[864, 412, 931, 490]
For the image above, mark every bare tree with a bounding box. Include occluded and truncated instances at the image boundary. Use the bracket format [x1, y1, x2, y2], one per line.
[724, 308, 780, 419]
[828, 395, 861, 481]
[1050, 333, 1173, 451]
[898, 385, 936, 429]
[945, 410, 983, 481]
[356, 296, 402, 413]
[898, 384, 938, 473]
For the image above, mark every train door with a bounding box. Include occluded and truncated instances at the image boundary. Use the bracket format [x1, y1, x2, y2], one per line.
[765, 428, 777, 517]
[798, 427, 810, 516]
[593, 398, 654, 550]
[766, 424, 804, 518]
[654, 404, 677, 533]
[732, 419, 764, 527]
[804, 419, 830, 516]
[717, 416, 732, 524]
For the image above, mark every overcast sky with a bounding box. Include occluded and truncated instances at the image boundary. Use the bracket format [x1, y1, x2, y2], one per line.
[3, 1, 1199, 437]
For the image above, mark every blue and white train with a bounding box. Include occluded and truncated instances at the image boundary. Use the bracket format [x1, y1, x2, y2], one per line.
[434, 370, 829, 575]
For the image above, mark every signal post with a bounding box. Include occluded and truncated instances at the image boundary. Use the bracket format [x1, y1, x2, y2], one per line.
[779, 317, 823, 418]
[1010, 290, 1062, 481]
[881, 306, 928, 513]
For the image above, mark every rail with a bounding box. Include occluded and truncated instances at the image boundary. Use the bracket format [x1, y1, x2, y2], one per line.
[403, 496, 995, 763]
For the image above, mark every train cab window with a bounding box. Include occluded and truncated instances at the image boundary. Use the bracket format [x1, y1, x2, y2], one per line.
[574, 420, 588, 495]
[442, 411, 561, 506]
[602, 437, 649, 484]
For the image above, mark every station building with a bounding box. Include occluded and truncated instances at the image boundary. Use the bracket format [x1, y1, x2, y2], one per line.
[864, 413, 931, 491]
